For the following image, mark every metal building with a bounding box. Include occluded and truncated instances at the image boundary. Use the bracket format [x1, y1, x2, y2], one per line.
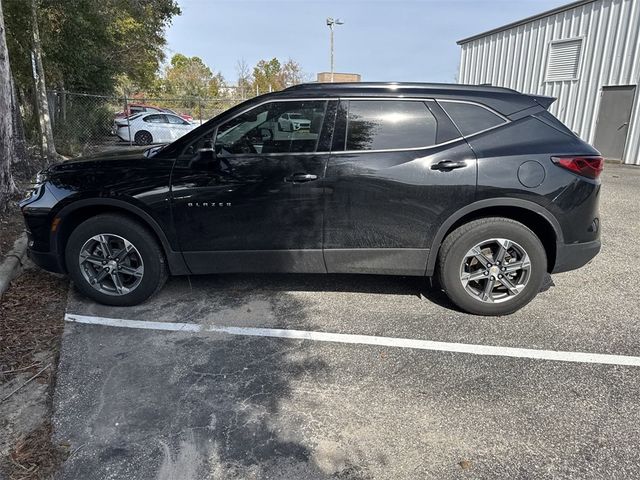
[457, 0, 640, 165]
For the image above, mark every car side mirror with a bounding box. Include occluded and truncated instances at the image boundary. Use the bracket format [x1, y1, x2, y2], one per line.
[195, 143, 217, 164]
[197, 139, 216, 157]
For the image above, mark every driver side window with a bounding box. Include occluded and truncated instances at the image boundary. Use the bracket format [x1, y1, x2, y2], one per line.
[215, 100, 327, 155]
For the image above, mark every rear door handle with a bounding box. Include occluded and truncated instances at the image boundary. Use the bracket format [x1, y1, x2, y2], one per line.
[286, 173, 318, 183]
[431, 160, 467, 171]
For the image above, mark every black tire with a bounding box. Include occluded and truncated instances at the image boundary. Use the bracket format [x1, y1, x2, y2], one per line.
[65, 214, 168, 306]
[134, 130, 153, 146]
[437, 217, 547, 316]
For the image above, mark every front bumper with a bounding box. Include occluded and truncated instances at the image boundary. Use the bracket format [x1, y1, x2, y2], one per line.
[552, 239, 601, 274]
[27, 247, 66, 274]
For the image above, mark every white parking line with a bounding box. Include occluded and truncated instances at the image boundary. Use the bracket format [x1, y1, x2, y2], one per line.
[65, 313, 640, 367]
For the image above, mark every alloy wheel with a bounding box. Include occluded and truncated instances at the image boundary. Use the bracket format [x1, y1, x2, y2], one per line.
[459, 238, 531, 304]
[78, 234, 144, 296]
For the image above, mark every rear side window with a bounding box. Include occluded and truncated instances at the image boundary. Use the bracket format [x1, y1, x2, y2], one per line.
[440, 101, 506, 136]
[167, 114, 188, 125]
[346, 100, 437, 150]
[144, 114, 167, 123]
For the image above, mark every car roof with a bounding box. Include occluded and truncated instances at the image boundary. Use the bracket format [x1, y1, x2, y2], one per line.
[272, 82, 554, 116]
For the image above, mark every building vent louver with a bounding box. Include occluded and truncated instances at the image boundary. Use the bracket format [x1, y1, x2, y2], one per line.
[545, 38, 583, 81]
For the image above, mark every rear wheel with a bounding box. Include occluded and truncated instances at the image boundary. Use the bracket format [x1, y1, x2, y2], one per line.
[65, 214, 168, 306]
[437, 218, 547, 316]
[134, 130, 153, 146]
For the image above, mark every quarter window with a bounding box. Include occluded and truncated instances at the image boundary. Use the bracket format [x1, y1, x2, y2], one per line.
[167, 114, 188, 125]
[440, 101, 506, 136]
[346, 100, 437, 151]
[215, 100, 327, 154]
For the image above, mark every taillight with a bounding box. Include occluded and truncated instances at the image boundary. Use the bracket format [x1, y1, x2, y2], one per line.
[551, 156, 604, 179]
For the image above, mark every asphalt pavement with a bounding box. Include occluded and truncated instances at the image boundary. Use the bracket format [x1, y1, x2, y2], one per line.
[53, 164, 640, 479]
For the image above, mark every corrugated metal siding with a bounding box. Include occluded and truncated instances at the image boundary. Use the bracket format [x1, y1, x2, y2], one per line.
[459, 0, 640, 165]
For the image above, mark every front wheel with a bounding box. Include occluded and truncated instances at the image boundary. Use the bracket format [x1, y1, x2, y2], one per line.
[437, 218, 547, 316]
[65, 214, 168, 306]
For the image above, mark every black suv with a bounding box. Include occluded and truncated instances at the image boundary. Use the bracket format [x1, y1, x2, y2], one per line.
[20, 83, 602, 315]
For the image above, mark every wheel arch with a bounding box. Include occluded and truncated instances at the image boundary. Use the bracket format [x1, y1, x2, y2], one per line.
[426, 198, 563, 276]
[53, 199, 189, 275]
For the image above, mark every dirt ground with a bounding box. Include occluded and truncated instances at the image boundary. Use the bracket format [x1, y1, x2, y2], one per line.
[0, 203, 25, 258]
[0, 268, 69, 480]
[0, 185, 70, 480]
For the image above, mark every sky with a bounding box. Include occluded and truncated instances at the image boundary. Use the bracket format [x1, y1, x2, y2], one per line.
[165, 0, 571, 84]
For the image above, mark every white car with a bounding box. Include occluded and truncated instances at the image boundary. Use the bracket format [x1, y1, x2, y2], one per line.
[115, 113, 197, 145]
[277, 112, 311, 132]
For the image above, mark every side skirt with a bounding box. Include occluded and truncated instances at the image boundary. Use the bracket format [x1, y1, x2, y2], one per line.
[323, 248, 429, 276]
[183, 250, 327, 274]
[181, 248, 431, 276]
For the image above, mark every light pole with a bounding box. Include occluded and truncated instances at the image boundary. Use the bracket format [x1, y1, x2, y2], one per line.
[326, 17, 344, 82]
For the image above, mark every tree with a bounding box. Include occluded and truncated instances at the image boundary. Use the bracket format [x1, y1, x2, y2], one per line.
[10, 73, 28, 166]
[279, 59, 305, 88]
[30, 0, 56, 162]
[251, 58, 306, 95]
[1, 0, 181, 158]
[26, 0, 181, 94]
[0, 0, 18, 208]
[252, 58, 283, 95]
[236, 59, 251, 100]
[163, 54, 225, 99]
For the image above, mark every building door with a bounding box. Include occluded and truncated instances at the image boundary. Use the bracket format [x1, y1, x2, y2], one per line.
[593, 86, 636, 162]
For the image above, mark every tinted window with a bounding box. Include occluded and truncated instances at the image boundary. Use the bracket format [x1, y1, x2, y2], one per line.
[440, 101, 506, 136]
[167, 114, 188, 125]
[144, 114, 167, 123]
[346, 100, 437, 151]
[215, 100, 327, 154]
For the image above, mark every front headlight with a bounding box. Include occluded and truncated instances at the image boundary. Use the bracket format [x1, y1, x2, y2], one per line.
[23, 170, 48, 201]
[35, 170, 48, 185]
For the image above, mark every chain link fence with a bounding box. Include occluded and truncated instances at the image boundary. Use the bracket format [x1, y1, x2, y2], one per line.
[47, 90, 245, 157]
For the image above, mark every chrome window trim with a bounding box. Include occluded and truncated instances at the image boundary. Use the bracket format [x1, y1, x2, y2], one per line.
[198, 96, 511, 157]
[436, 98, 509, 122]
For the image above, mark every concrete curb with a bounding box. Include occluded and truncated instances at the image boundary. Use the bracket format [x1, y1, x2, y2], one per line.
[0, 233, 28, 298]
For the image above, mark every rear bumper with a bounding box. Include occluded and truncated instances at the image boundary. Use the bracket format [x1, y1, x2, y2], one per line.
[552, 239, 601, 274]
[27, 247, 66, 274]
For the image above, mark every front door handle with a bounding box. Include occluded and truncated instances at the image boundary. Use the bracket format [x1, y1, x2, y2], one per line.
[431, 160, 467, 171]
[286, 173, 318, 183]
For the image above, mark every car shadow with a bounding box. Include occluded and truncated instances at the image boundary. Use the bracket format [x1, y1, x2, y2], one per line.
[176, 271, 555, 315]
